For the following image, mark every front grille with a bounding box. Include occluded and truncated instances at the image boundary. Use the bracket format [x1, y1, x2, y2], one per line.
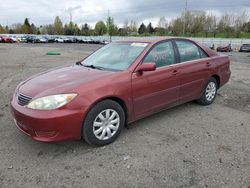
[18, 93, 32, 106]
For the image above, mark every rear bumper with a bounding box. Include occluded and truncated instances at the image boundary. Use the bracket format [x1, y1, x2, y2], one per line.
[10, 99, 85, 142]
[240, 49, 250, 52]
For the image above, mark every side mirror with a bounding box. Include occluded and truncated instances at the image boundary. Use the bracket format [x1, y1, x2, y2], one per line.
[137, 63, 156, 72]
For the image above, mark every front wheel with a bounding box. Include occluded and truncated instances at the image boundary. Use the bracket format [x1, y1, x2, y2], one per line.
[82, 100, 125, 146]
[197, 77, 218, 105]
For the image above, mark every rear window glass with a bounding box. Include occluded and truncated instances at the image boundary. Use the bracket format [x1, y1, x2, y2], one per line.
[176, 40, 208, 62]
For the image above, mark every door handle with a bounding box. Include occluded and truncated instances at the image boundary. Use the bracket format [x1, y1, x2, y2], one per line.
[206, 62, 211, 67]
[172, 70, 178, 75]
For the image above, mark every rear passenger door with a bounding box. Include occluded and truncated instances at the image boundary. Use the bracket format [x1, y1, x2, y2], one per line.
[173, 40, 213, 103]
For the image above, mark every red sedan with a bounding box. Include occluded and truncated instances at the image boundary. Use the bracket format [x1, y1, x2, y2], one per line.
[10, 38, 231, 146]
[0, 35, 13, 43]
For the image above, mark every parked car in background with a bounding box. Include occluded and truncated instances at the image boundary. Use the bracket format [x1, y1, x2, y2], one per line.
[204, 43, 215, 50]
[34, 36, 48, 43]
[26, 36, 36, 43]
[0, 35, 13, 43]
[11, 38, 231, 146]
[55, 37, 64, 43]
[239, 44, 250, 52]
[45, 36, 55, 43]
[216, 44, 232, 52]
[0, 36, 3, 43]
[64, 37, 77, 43]
[20, 36, 27, 43]
[10, 36, 17, 43]
[100, 40, 109, 45]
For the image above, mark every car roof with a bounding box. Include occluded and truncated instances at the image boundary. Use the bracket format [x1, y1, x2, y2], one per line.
[114, 36, 180, 44]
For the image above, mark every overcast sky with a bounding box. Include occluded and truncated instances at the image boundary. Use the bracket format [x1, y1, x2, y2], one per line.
[0, 0, 249, 28]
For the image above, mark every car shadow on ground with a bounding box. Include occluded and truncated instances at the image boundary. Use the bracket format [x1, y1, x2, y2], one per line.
[14, 101, 205, 158]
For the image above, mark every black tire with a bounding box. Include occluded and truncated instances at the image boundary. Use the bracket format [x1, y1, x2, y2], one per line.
[82, 100, 125, 146]
[197, 77, 218, 105]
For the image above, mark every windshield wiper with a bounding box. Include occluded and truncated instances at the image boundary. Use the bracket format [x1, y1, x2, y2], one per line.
[82, 64, 104, 70]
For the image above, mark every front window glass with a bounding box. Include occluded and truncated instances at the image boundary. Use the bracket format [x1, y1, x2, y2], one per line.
[143, 41, 175, 67]
[82, 42, 148, 71]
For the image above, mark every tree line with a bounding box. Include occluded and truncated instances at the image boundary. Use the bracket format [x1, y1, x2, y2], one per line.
[0, 10, 250, 38]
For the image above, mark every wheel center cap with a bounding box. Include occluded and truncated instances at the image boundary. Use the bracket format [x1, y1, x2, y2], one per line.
[103, 120, 110, 127]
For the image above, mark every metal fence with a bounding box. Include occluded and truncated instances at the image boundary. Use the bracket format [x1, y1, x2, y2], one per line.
[2, 34, 250, 49]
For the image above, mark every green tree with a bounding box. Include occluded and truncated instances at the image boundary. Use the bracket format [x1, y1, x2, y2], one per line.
[243, 21, 250, 32]
[54, 16, 63, 35]
[21, 18, 31, 34]
[106, 17, 118, 36]
[30, 23, 37, 34]
[94, 21, 107, 35]
[171, 18, 183, 36]
[81, 23, 90, 36]
[64, 22, 80, 35]
[138, 23, 146, 34]
[24, 18, 30, 27]
[0, 24, 6, 33]
[146, 22, 154, 34]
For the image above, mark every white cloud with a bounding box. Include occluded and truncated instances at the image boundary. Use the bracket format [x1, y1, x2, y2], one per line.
[0, 0, 249, 27]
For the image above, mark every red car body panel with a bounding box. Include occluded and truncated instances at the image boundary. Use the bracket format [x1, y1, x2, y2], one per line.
[0, 36, 13, 43]
[10, 37, 231, 142]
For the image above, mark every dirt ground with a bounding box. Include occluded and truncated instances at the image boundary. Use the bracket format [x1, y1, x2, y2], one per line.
[0, 43, 250, 188]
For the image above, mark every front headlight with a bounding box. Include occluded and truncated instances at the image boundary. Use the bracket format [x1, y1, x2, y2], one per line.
[27, 93, 77, 110]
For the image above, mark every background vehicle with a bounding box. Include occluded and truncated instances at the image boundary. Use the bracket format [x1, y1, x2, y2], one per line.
[239, 44, 250, 52]
[63, 37, 77, 43]
[54, 37, 64, 43]
[203, 43, 215, 50]
[26, 36, 36, 43]
[10, 36, 17, 42]
[45, 36, 55, 43]
[34, 36, 48, 43]
[216, 44, 232, 52]
[11, 38, 231, 146]
[0, 35, 13, 43]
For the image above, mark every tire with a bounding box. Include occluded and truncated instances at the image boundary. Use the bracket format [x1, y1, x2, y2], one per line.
[82, 100, 125, 146]
[197, 77, 218, 105]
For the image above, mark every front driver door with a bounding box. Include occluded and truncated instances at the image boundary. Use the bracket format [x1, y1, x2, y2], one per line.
[132, 41, 180, 119]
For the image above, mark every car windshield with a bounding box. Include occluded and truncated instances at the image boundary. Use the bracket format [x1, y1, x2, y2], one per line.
[82, 42, 148, 71]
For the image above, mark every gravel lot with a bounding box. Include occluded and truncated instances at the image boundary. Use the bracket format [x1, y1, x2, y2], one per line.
[0, 43, 250, 188]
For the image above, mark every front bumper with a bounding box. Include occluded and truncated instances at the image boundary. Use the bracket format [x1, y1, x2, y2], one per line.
[10, 98, 85, 142]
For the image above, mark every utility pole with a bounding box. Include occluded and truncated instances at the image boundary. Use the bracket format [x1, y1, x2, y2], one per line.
[107, 9, 111, 42]
[67, 11, 73, 35]
[70, 12, 72, 23]
[183, 0, 188, 36]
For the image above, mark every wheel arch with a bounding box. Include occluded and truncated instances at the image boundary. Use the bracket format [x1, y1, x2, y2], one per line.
[211, 74, 220, 88]
[81, 96, 129, 139]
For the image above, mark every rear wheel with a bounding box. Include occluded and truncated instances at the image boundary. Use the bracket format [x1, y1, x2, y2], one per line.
[82, 100, 125, 146]
[197, 77, 218, 105]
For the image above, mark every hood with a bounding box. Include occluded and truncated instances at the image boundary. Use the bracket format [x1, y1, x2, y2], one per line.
[18, 65, 114, 97]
